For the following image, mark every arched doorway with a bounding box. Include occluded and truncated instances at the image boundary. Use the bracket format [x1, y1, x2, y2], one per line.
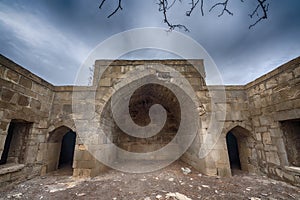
[225, 126, 255, 175]
[47, 126, 76, 174]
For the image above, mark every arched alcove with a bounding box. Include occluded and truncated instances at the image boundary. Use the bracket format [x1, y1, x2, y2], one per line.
[92, 66, 201, 172]
[100, 83, 181, 159]
[225, 126, 254, 174]
[46, 126, 76, 173]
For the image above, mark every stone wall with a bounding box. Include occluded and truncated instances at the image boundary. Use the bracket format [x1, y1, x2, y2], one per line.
[181, 85, 254, 177]
[76, 59, 206, 175]
[186, 57, 300, 186]
[48, 86, 108, 177]
[0, 54, 299, 188]
[93, 59, 206, 90]
[245, 57, 300, 185]
[0, 55, 54, 188]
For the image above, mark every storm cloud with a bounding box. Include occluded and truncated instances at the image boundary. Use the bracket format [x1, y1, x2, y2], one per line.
[0, 0, 300, 85]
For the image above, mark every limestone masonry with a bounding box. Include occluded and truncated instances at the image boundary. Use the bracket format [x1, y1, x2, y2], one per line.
[0, 54, 299, 188]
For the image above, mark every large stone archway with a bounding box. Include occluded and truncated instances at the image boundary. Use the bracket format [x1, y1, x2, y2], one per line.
[100, 83, 182, 160]
[77, 62, 205, 174]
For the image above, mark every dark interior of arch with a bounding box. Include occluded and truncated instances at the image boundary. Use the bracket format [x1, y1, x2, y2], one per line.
[58, 131, 76, 168]
[226, 132, 241, 170]
[0, 119, 32, 165]
[281, 119, 300, 167]
[101, 83, 181, 153]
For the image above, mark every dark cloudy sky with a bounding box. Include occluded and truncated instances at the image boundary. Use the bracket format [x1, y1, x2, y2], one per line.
[1, 0, 300, 85]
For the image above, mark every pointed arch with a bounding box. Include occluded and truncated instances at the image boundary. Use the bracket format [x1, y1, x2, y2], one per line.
[223, 124, 256, 175]
[46, 125, 76, 174]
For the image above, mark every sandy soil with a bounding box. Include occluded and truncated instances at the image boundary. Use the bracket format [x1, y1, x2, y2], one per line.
[0, 161, 299, 200]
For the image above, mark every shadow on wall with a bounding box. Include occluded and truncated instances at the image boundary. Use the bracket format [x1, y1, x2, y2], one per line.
[281, 119, 300, 167]
[0, 120, 32, 165]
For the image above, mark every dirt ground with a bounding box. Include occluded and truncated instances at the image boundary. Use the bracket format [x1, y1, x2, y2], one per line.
[0, 161, 299, 200]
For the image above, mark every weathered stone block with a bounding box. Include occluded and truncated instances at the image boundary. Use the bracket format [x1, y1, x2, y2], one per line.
[283, 172, 295, 182]
[10, 170, 26, 180]
[1, 88, 14, 102]
[74, 150, 93, 161]
[273, 138, 287, 154]
[269, 128, 281, 138]
[19, 77, 32, 89]
[0, 67, 5, 79]
[76, 144, 86, 151]
[292, 98, 300, 108]
[256, 133, 261, 141]
[0, 173, 11, 183]
[275, 101, 293, 111]
[264, 145, 277, 152]
[262, 132, 272, 144]
[18, 94, 30, 106]
[0, 164, 25, 175]
[99, 78, 112, 87]
[0, 121, 9, 131]
[294, 66, 300, 77]
[278, 72, 293, 84]
[32, 83, 49, 95]
[217, 167, 231, 177]
[9, 92, 19, 105]
[255, 126, 267, 133]
[275, 168, 283, 177]
[259, 116, 270, 126]
[63, 104, 72, 113]
[73, 168, 92, 178]
[30, 98, 41, 110]
[26, 146, 39, 163]
[5, 69, 19, 83]
[36, 143, 46, 162]
[266, 152, 280, 165]
[196, 91, 209, 102]
[266, 79, 277, 89]
[252, 117, 260, 126]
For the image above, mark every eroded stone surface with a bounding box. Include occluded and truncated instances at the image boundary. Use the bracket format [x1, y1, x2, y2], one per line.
[0, 54, 299, 188]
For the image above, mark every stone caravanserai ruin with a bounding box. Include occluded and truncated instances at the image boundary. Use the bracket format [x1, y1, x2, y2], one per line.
[0, 54, 299, 188]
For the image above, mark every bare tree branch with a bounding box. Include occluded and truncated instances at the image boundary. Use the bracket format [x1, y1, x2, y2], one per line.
[158, 0, 189, 32]
[249, 0, 269, 29]
[209, 0, 233, 17]
[99, 0, 123, 18]
[167, 0, 177, 10]
[200, 0, 204, 16]
[99, 0, 269, 31]
[99, 0, 106, 9]
[186, 0, 204, 17]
